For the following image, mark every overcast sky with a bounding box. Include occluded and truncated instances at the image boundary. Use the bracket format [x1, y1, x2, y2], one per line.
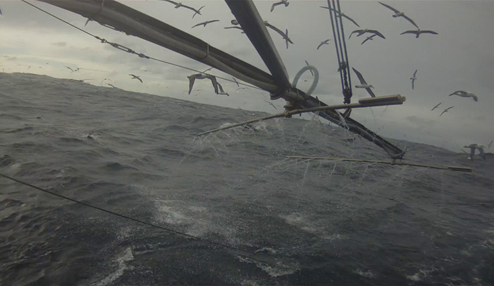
[1, 0, 493, 152]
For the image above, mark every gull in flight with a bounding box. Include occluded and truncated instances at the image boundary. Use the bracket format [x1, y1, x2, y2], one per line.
[129, 74, 143, 83]
[271, 0, 289, 12]
[65, 66, 75, 72]
[161, 0, 204, 18]
[305, 60, 314, 76]
[439, 106, 454, 117]
[487, 140, 493, 150]
[320, 6, 360, 27]
[232, 77, 240, 87]
[264, 21, 293, 49]
[410, 69, 417, 89]
[349, 29, 385, 39]
[264, 99, 277, 110]
[401, 29, 438, 38]
[464, 144, 486, 160]
[317, 39, 331, 50]
[449, 90, 478, 102]
[188, 73, 219, 94]
[352, 67, 375, 98]
[217, 82, 229, 96]
[224, 26, 244, 34]
[361, 34, 383, 45]
[379, 2, 419, 28]
[431, 102, 442, 111]
[192, 20, 219, 28]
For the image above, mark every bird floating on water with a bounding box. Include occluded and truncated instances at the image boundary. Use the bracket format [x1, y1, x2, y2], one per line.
[271, 0, 289, 12]
[349, 29, 385, 39]
[401, 29, 438, 38]
[410, 69, 417, 90]
[449, 91, 478, 102]
[431, 102, 441, 111]
[464, 144, 486, 160]
[317, 39, 331, 50]
[379, 2, 419, 28]
[129, 74, 143, 83]
[352, 67, 375, 98]
[320, 6, 360, 27]
[439, 106, 454, 117]
[187, 73, 219, 94]
[161, 0, 203, 18]
[192, 20, 219, 28]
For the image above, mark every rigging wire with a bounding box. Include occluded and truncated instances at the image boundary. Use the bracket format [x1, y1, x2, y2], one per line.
[21, 0, 262, 91]
[326, 0, 353, 104]
[0, 172, 263, 257]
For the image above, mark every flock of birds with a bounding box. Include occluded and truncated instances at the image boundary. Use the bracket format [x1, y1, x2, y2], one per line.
[2, 1, 490, 159]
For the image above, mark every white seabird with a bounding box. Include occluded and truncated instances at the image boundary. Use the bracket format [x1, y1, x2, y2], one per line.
[379, 2, 419, 28]
[401, 29, 438, 38]
[449, 91, 478, 102]
[264, 21, 293, 49]
[192, 20, 219, 28]
[349, 29, 385, 39]
[162, 0, 204, 18]
[271, 0, 289, 12]
[352, 67, 375, 98]
[410, 69, 417, 90]
[320, 6, 360, 27]
[129, 74, 143, 83]
[439, 106, 454, 117]
[361, 34, 382, 45]
[187, 73, 219, 94]
[317, 39, 331, 50]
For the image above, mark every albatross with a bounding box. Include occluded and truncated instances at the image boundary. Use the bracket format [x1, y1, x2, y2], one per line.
[129, 74, 143, 83]
[187, 73, 219, 94]
[271, 0, 289, 12]
[349, 29, 385, 39]
[192, 20, 219, 28]
[264, 21, 293, 49]
[449, 90, 478, 102]
[464, 144, 486, 160]
[439, 106, 454, 117]
[317, 39, 331, 50]
[161, 0, 204, 18]
[320, 6, 360, 27]
[352, 67, 376, 98]
[401, 29, 438, 38]
[361, 34, 383, 45]
[410, 69, 417, 90]
[431, 102, 442, 111]
[379, 2, 419, 28]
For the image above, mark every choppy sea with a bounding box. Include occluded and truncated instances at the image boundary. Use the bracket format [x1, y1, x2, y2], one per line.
[1, 72, 493, 286]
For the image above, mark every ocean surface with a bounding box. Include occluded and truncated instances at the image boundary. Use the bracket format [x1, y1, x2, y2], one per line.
[1, 72, 493, 286]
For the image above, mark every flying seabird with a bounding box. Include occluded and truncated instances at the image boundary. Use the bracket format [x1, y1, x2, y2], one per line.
[379, 2, 419, 28]
[271, 0, 289, 12]
[107, 83, 116, 88]
[161, 0, 204, 18]
[187, 73, 218, 94]
[232, 77, 240, 87]
[217, 82, 229, 96]
[488, 140, 493, 150]
[129, 74, 143, 83]
[317, 39, 331, 50]
[400, 29, 438, 38]
[305, 60, 314, 76]
[449, 90, 478, 102]
[264, 21, 293, 49]
[349, 29, 385, 39]
[264, 99, 277, 110]
[464, 144, 486, 160]
[439, 106, 454, 117]
[361, 34, 382, 45]
[352, 67, 375, 98]
[320, 6, 360, 27]
[224, 26, 245, 33]
[410, 69, 417, 90]
[65, 66, 75, 72]
[431, 102, 442, 111]
[192, 20, 219, 28]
